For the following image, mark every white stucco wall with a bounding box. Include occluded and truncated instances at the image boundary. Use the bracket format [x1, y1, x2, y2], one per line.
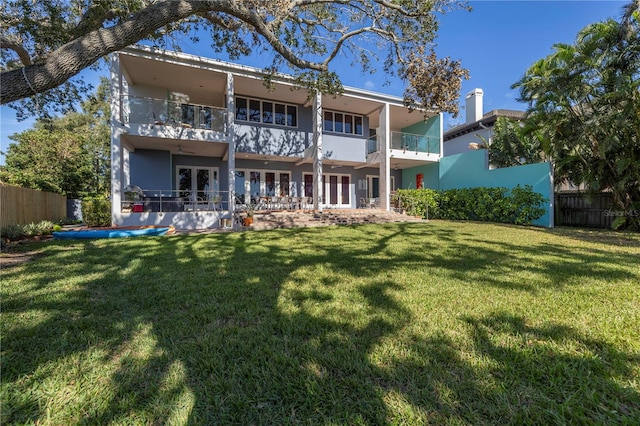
[443, 128, 492, 156]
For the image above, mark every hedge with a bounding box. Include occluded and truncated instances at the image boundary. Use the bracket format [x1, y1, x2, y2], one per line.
[396, 185, 546, 225]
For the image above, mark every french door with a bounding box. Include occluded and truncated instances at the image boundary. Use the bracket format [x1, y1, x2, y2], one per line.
[323, 174, 351, 207]
[177, 166, 219, 201]
[235, 169, 292, 203]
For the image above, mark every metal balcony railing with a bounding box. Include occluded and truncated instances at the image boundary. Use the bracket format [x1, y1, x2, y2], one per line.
[391, 131, 440, 155]
[366, 132, 440, 155]
[122, 96, 226, 131]
[122, 189, 230, 213]
[367, 135, 379, 155]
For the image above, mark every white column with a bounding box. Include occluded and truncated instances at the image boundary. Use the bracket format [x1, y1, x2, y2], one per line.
[110, 53, 124, 226]
[312, 91, 323, 212]
[379, 103, 390, 210]
[226, 73, 236, 214]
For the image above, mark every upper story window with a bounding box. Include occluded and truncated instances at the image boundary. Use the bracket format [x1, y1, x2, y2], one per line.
[236, 97, 297, 128]
[323, 110, 364, 135]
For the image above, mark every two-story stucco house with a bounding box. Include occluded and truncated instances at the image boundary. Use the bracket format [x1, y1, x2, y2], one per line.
[110, 45, 443, 229]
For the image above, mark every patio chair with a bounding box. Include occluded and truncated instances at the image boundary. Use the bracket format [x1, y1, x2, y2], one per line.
[211, 195, 223, 211]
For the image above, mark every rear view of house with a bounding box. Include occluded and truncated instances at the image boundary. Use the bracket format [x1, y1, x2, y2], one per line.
[110, 46, 443, 229]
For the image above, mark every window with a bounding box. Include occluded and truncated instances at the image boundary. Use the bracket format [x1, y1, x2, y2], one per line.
[355, 116, 363, 135]
[236, 97, 297, 128]
[324, 111, 333, 132]
[287, 105, 297, 127]
[236, 97, 247, 121]
[262, 102, 273, 124]
[274, 103, 286, 126]
[323, 110, 364, 135]
[334, 113, 344, 133]
[249, 99, 261, 122]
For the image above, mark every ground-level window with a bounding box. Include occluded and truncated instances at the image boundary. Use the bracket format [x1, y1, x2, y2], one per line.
[177, 166, 219, 201]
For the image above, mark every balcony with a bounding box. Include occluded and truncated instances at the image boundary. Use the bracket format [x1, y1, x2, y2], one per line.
[367, 135, 379, 155]
[366, 132, 440, 155]
[391, 131, 439, 155]
[122, 95, 226, 131]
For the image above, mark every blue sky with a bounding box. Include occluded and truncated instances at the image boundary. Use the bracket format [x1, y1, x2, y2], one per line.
[0, 0, 627, 163]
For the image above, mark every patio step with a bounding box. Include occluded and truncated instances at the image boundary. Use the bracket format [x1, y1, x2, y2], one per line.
[248, 209, 424, 231]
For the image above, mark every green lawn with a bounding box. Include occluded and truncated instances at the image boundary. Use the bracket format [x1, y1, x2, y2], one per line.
[2, 221, 639, 425]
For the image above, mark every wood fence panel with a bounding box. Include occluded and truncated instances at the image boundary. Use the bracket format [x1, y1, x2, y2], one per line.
[1, 184, 67, 226]
[555, 192, 614, 228]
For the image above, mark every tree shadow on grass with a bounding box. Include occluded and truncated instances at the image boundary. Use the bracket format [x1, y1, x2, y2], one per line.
[1, 223, 639, 424]
[458, 312, 640, 423]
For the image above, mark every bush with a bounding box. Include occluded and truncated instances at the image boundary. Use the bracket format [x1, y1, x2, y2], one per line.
[37, 220, 55, 235]
[510, 185, 547, 225]
[397, 185, 546, 225]
[396, 189, 439, 218]
[22, 222, 41, 237]
[1, 224, 25, 241]
[82, 198, 112, 227]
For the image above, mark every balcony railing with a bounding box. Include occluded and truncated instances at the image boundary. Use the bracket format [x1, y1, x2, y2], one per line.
[391, 131, 440, 155]
[122, 189, 230, 213]
[367, 135, 379, 155]
[122, 96, 226, 131]
[121, 189, 314, 213]
[366, 132, 440, 155]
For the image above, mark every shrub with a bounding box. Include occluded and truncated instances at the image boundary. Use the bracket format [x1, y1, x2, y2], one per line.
[510, 185, 547, 225]
[22, 222, 41, 237]
[37, 220, 55, 235]
[1, 224, 25, 241]
[396, 188, 439, 218]
[398, 185, 547, 225]
[82, 198, 112, 227]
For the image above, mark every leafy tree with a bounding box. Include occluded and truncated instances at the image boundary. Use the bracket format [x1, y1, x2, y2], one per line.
[0, 78, 111, 198]
[487, 117, 544, 168]
[513, 1, 640, 230]
[1, 0, 470, 119]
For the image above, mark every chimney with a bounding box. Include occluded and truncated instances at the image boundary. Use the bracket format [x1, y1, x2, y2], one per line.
[465, 88, 483, 124]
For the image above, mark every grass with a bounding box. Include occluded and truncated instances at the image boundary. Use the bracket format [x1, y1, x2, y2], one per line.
[2, 221, 639, 425]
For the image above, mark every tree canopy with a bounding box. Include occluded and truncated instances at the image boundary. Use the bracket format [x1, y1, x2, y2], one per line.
[480, 117, 544, 169]
[514, 1, 640, 230]
[0, 78, 111, 198]
[1, 0, 470, 119]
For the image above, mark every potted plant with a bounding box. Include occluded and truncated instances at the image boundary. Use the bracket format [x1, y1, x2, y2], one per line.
[242, 202, 257, 226]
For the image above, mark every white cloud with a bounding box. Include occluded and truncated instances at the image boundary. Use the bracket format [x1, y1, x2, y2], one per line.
[364, 81, 375, 90]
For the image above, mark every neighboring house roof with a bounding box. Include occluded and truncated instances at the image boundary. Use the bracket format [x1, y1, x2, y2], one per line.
[443, 109, 526, 141]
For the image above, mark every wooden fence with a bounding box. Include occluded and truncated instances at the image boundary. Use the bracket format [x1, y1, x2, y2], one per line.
[1, 184, 67, 226]
[555, 192, 615, 228]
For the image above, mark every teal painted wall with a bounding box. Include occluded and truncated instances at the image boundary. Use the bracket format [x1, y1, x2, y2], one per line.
[402, 114, 440, 154]
[402, 150, 553, 227]
[402, 163, 440, 190]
